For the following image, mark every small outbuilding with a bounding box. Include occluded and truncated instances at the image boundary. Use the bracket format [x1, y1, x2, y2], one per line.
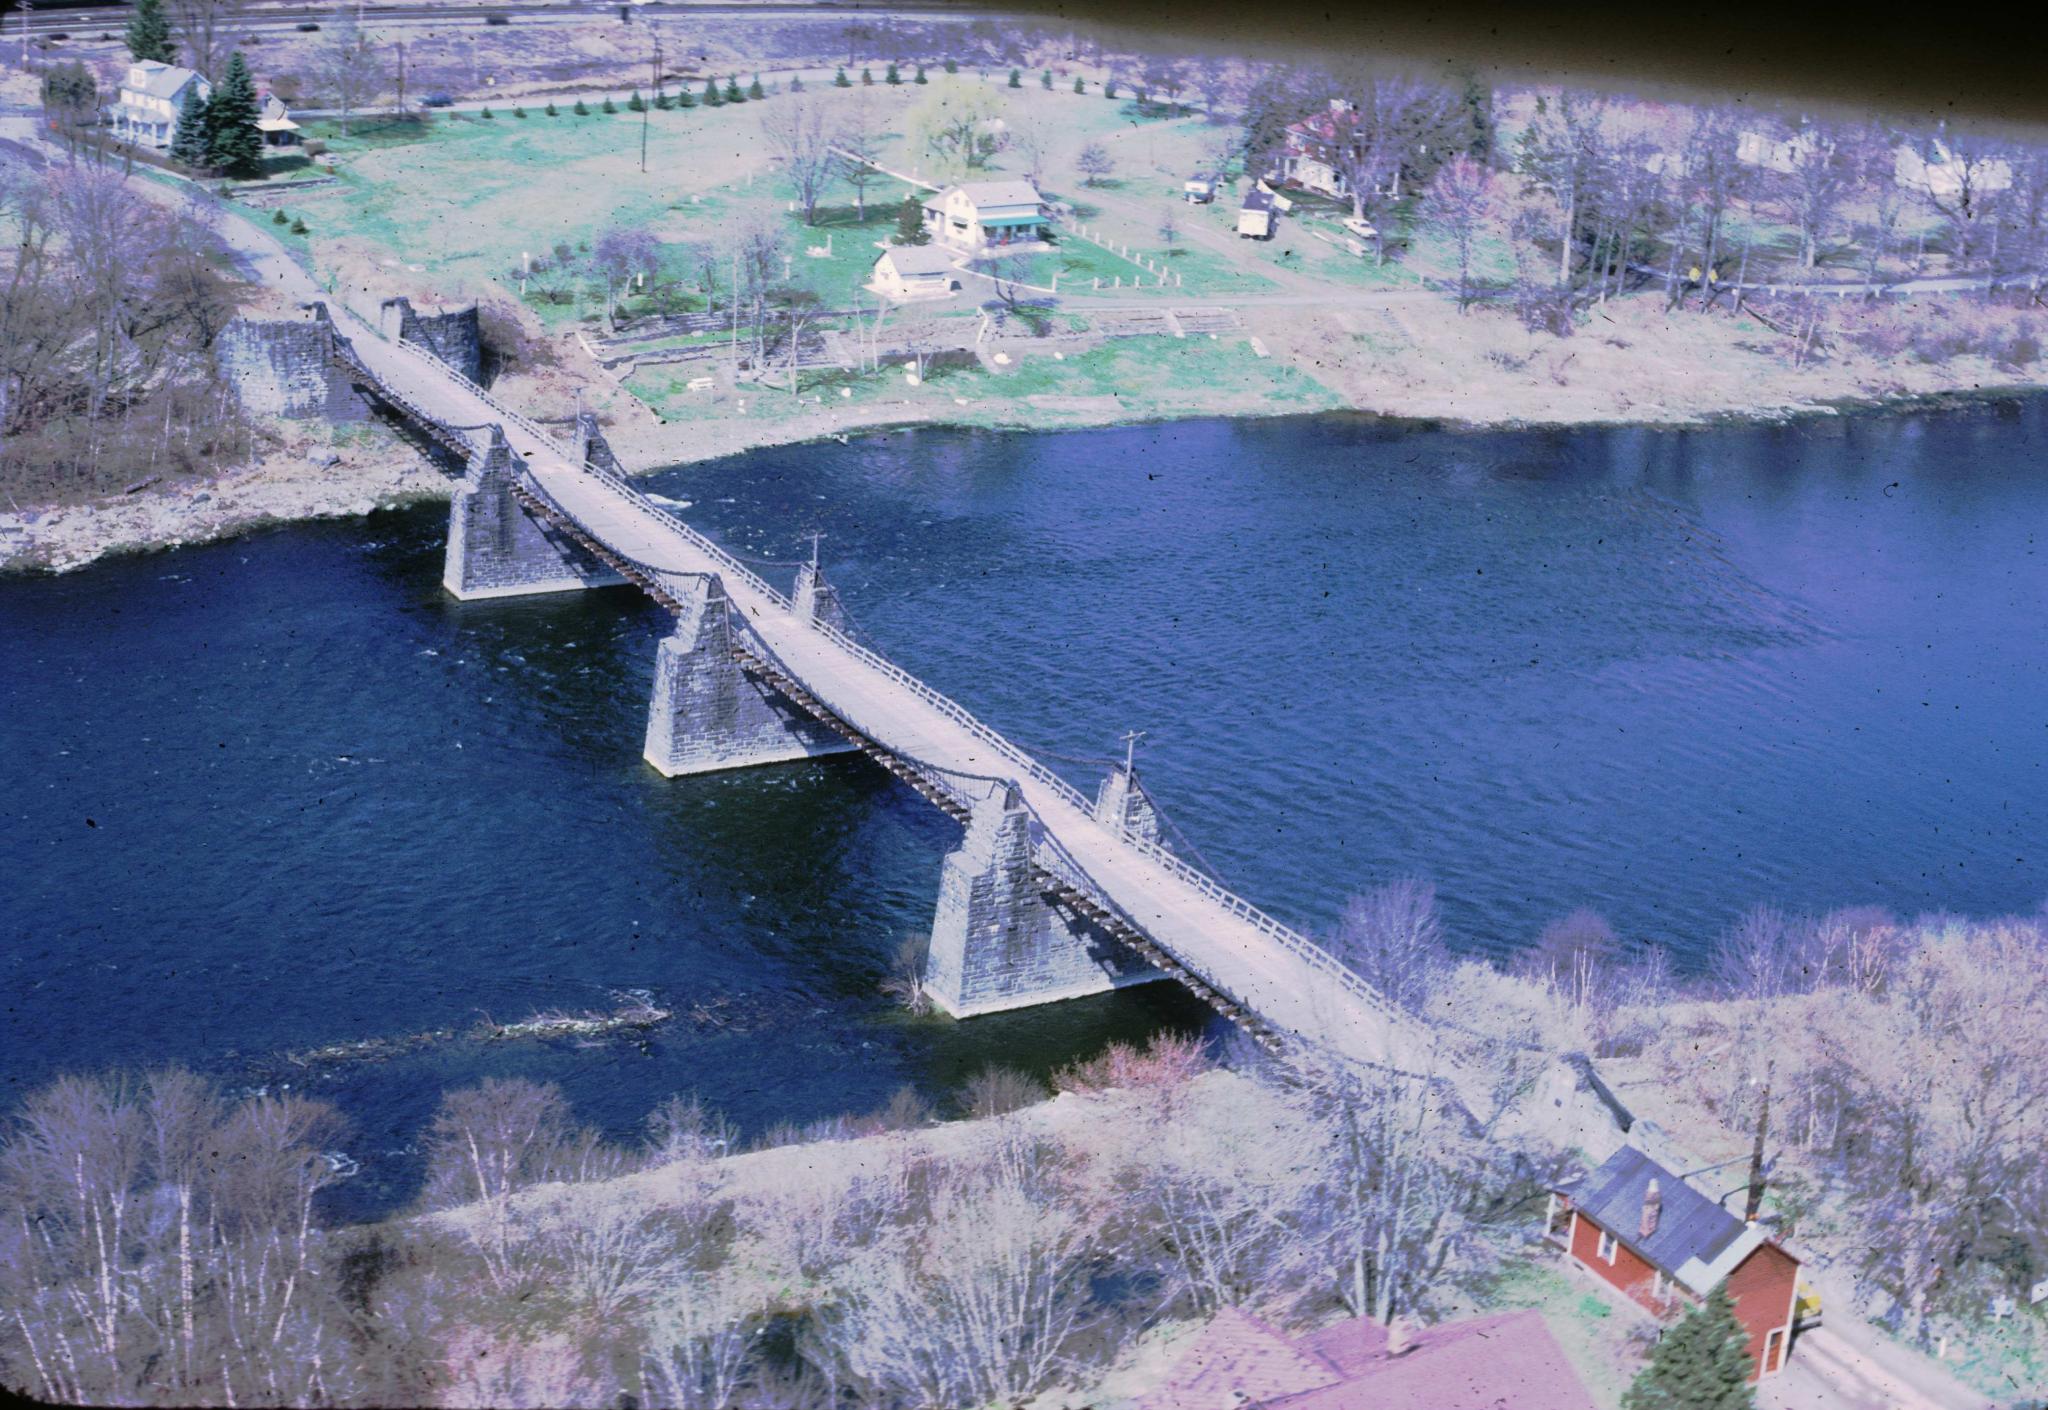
[1184, 173, 1217, 204]
[1237, 187, 1277, 239]
[256, 91, 301, 147]
[870, 244, 958, 301]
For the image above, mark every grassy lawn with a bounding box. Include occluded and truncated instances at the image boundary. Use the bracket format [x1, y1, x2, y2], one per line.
[628, 333, 1338, 430]
[1476, 1259, 1644, 1410]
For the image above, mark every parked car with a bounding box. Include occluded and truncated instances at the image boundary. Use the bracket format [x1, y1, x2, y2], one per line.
[423, 93, 455, 108]
[296, 21, 320, 31]
[1341, 214, 1378, 240]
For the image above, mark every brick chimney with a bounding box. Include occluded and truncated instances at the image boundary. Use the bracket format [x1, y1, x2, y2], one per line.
[1640, 1178, 1663, 1240]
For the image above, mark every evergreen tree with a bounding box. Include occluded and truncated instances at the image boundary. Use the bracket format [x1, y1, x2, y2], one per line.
[884, 61, 900, 85]
[168, 84, 211, 166]
[204, 53, 261, 175]
[272, 207, 288, 224]
[748, 74, 765, 99]
[1104, 79, 1118, 100]
[892, 192, 929, 245]
[914, 65, 927, 85]
[1041, 69, 1052, 90]
[627, 90, 644, 112]
[124, 0, 175, 64]
[545, 100, 559, 115]
[675, 86, 695, 108]
[574, 97, 591, 115]
[600, 95, 617, 113]
[943, 57, 957, 74]
[788, 74, 803, 93]
[291, 216, 308, 235]
[860, 67, 874, 86]
[702, 80, 720, 107]
[833, 66, 850, 88]
[1622, 1286, 1756, 1410]
[724, 76, 744, 103]
[1008, 67, 1022, 88]
[1073, 74, 1086, 94]
[513, 104, 528, 118]
[480, 105, 494, 118]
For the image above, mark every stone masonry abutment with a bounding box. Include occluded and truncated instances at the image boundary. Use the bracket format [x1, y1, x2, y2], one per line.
[642, 574, 857, 776]
[923, 783, 1166, 1017]
[442, 427, 627, 600]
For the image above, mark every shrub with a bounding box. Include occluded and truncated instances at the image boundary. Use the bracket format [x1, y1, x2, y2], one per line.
[545, 100, 559, 116]
[479, 105, 493, 119]
[290, 216, 308, 235]
[961, 1066, 1045, 1119]
[513, 104, 527, 118]
[573, 98, 590, 115]
[601, 95, 617, 114]
[1054, 1031, 1210, 1094]
[271, 207, 288, 224]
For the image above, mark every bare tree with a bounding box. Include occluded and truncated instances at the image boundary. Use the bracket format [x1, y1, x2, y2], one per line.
[169, 0, 239, 78]
[313, 16, 387, 138]
[760, 92, 837, 226]
[591, 224, 662, 327]
[1327, 877, 1448, 1014]
[1711, 904, 1797, 1003]
[1076, 141, 1115, 187]
[1513, 908, 1620, 1014]
[1781, 121, 1853, 270]
[1326, 74, 1458, 263]
[835, 93, 884, 222]
[1421, 153, 1498, 309]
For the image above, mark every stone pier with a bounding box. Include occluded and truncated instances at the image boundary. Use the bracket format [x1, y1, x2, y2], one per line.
[1093, 765, 1165, 844]
[923, 783, 1163, 1017]
[642, 575, 855, 777]
[793, 560, 853, 633]
[442, 428, 626, 600]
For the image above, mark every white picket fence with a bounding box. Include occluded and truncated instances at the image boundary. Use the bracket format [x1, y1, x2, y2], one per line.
[1057, 217, 1183, 290]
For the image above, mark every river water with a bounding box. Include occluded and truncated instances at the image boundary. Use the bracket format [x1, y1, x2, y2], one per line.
[5, 402, 2045, 1215]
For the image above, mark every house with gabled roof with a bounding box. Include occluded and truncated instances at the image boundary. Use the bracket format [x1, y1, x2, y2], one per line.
[868, 244, 958, 301]
[1546, 1144, 1801, 1382]
[921, 180, 1046, 253]
[1135, 1304, 1597, 1410]
[110, 60, 211, 151]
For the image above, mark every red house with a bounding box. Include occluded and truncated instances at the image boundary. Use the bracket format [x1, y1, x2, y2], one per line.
[1547, 1146, 1801, 1382]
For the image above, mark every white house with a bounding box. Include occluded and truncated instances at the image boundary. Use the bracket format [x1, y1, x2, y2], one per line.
[921, 181, 1046, 254]
[110, 60, 210, 150]
[1894, 139, 2013, 200]
[1237, 186, 1277, 239]
[1737, 128, 1825, 175]
[869, 244, 958, 301]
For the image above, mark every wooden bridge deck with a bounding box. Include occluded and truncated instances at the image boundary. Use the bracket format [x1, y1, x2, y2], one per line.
[333, 307, 1494, 1113]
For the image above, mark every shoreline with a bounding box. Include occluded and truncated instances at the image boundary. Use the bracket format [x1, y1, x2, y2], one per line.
[6, 372, 2046, 578]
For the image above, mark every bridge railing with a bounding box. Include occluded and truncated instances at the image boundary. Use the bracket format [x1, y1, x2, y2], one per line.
[380, 330, 1415, 1040]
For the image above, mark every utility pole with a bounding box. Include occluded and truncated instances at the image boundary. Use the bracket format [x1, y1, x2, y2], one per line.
[1120, 728, 1146, 776]
[640, 32, 660, 173]
[21, 0, 32, 72]
[1744, 1059, 1775, 1222]
[808, 531, 823, 568]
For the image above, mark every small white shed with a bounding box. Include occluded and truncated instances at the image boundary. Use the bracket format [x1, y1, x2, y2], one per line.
[871, 244, 958, 301]
[1237, 187, 1277, 239]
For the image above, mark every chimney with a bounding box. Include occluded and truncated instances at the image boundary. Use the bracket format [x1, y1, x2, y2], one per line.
[1640, 1178, 1663, 1240]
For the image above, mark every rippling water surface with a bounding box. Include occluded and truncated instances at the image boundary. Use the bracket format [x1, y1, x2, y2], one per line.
[5, 403, 2045, 1214]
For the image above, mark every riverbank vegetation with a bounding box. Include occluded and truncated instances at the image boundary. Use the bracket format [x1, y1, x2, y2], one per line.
[4, 909, 2039, 1406]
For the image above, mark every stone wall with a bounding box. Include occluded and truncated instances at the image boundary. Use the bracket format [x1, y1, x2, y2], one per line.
[216, 312, 372, 422]
[924, 785, 1164, 1016]
[380, 297, 486, 386]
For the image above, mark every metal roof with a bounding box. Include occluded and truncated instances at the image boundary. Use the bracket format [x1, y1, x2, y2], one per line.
[1241, 187, 1276, 212]
[877, 245, 956, 276]
[948, 180, 1043, 209]
[124, 61, 207, 102]
[1555, 1146, 1779, 1295]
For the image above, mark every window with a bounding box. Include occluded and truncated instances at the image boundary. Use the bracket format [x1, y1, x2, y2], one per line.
[1596, 1229, 1618, 1265]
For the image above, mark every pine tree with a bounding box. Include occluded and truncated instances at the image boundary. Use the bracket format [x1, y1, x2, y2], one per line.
[204, 53, 261, 176]
[724, 76, 744, 103]
[788, 74, 803, 93]
[600, 95, 617, 114]
[885, 61, 900, 85]
[702, 80, 720, 107]
[481, 105, 494, 119]
[1622, 1286, 1756, 1410]
[124, 0, 174, 64]
[1104, 79, 1118, 100]
[833, 67, 850, 88]
[860, 67, 874, 86]
[748, 74, 764, 100]
[291, 216, 308, 235]
[674, 86, 695, 108]
[1073, 74, 1086, 94]
[168, 83, 211, 168]
[1008, 67, 1022, 88]
[1041, 69, 1052, 90]
[943, 58, 957, 74]
[272, 207, 288, 224]
[545, 100, 559, 116]
[574, 98, 590, 115]
[914, 65, 927, 85]
[627, 90, 644, 112]
[513, 104, 528, 118]
[892, 192, 929, 246]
